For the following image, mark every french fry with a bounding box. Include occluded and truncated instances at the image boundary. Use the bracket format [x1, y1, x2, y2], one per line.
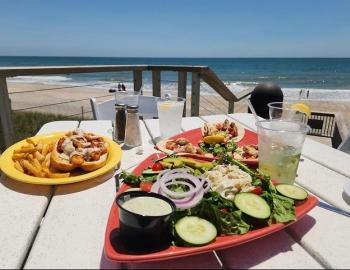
[42, 167, 51, 177]
[12, 136, 69, 180]
[22, 160, 43, 177]
[37, 141, 44, 152]
[35, 151, 45, 162]
[14, 160, 24, 173]
[42, 144, 49, 157]
[14, 146, 37, 154]
[26, 138, 36, 146]
[12, 153, 28, 160]
[19, 159, 26, 168]
[44, 153, 51, 168]
[32, 158, 42, 171]
[48, 143, 54, 153]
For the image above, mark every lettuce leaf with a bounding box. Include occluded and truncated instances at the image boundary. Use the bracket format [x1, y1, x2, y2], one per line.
[271, 193, 296, 223]
[262, 191, 296, 223]
[189, 193, 250, 235]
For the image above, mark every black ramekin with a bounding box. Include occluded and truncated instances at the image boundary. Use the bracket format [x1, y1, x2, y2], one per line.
[115, 191, 176, 252]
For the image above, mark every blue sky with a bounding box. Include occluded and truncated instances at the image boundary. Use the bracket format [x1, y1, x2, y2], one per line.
[0, 0, 349, 57]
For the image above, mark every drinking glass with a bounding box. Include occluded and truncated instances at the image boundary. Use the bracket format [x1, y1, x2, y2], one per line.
[256, 119, 310, 184]
[268, 102, 307, 123]
[115, 91, 140, 107]
[157, 96, 185, 139]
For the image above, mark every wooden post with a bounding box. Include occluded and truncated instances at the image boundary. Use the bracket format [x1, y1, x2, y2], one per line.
[178, 71, 187, 117]
[0, 77, 14, 148]
[133, 70, 142, 93]
[152, 70, 161, 97]
[191, 72, 200, 116]
[81, 106, 84, 121]
[228, 100, 234, 114]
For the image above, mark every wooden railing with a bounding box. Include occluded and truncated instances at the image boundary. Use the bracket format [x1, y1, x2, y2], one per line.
[0, 65, 252, 147]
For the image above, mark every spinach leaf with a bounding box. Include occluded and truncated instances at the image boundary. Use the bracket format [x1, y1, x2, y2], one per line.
[120, 171, 141, 187]
[119, 171, 156, 187]
[190, 200, 222, 231]
[141, 175, 157, 182]
[220, 210, 250, 235]
[203, 192, 237, 212]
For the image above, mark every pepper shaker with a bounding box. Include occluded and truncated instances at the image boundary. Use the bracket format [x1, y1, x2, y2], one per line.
[124, 105, 142, 147]
[114, 103, 126, 142]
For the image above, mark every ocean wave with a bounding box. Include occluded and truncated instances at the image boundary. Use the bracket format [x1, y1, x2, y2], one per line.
[282, 87, 350, 101]
[7, 76, 350, 101]
[9, 75, 72, 84]
[229, 81, 259, 86]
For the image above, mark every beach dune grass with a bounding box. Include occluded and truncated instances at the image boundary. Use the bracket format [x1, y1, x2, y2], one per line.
[0, 111, 81, 151]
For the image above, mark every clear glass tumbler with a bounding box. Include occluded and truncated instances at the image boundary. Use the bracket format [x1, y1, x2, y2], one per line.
[115, 91, 140, 107]
[157, 96, 185, 139]
[256, 119, 310, 184]
[268, 102, 307, 123]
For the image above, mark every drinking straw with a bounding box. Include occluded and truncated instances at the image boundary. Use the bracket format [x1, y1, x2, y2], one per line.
[247, 98, 260, 122]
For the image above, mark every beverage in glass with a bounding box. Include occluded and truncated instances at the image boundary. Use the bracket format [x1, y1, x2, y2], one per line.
[256, 120, 310, 184]
[157, 97, 185, 138]
[268, 102, 307, 123]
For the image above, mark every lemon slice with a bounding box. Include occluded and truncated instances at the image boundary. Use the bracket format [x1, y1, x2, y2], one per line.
[159, 101, 171, 110]
[203, 135, 225, 144]
[291, 103, 311, 117]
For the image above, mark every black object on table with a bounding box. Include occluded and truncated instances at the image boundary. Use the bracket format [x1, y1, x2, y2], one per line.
[249, 83, 284, 119]
[115, 103, 126, 142]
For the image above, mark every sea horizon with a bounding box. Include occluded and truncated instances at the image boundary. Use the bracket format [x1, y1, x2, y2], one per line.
[2, 56, 350, 101]
[1, 55, 350, 59]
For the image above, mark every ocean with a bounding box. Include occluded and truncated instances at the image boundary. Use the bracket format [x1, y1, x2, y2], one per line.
[1, 56, 350, 100]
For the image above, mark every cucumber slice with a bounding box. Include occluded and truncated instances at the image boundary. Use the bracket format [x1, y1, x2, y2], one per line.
[234, 193, 271, 219]
[276, 184, 308, 201]
[142, 169, 163, 176]
[175, 216, 217, 246]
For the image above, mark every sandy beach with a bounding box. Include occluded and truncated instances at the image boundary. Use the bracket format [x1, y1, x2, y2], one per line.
[7, 82, 350, 144]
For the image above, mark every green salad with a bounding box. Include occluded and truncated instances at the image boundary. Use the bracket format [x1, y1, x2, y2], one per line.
[120, 154, 308, 247]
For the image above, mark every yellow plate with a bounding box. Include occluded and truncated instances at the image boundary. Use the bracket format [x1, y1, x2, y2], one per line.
[0, 132, 122, 185]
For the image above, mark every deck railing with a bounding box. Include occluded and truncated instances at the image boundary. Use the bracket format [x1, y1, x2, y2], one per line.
[0, 65, 252, 147]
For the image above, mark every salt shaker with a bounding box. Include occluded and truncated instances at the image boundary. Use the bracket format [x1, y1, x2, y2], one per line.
[114, 103, 126, 142]
[124, 105, 142, 147]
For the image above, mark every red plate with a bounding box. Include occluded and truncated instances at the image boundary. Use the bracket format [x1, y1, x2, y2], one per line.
[104, 153, 318, 263]
[156, 128, 259, 165]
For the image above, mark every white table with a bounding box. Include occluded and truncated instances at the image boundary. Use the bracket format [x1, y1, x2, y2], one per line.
[1, 114, 350, 269]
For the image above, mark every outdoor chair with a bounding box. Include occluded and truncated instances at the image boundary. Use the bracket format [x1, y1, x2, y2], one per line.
[338, 133, 350, 154]
[90, 96, 159, 121]
[307, 112, 342, 148]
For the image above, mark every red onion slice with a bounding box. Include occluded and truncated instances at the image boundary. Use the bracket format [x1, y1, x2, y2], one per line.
[149, 167, 211, 209]
[175, 189, 204, 209]
[160, 172, 202, 199]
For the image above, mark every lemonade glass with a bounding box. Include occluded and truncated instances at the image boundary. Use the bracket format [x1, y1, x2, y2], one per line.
[157, 96, 185, 138]
[256, 119, 310, 184]
[268, 101, 309, 123]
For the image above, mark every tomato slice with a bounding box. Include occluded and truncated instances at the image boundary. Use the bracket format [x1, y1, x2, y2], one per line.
[152, 162, 164, 171]
[251, 186, 263, 195]
[140, 182, 153, 192]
